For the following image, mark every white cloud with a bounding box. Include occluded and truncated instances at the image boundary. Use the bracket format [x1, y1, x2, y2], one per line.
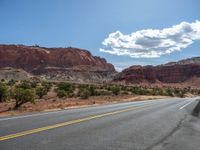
[100, 20, 200, 58]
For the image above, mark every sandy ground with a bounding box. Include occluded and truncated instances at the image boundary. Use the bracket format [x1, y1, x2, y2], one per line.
[0, 95, 169, 117]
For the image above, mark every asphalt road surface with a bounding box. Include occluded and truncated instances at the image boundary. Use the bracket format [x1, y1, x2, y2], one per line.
[0, 98, 199, 150]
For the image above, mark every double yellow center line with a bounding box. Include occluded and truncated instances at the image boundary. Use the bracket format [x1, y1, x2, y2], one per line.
[0, 104, 150, 141]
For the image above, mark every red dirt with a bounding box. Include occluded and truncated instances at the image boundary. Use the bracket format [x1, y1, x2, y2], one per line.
[0, 95, 168, 117]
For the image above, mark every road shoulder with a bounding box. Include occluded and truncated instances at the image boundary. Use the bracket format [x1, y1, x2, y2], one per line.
[152, 101, 200, 150]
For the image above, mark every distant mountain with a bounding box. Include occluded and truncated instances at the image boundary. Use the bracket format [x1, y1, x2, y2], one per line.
[1, 44, 200, 87]
[0, 44, 116, 82]
[114, 57, 200, 87]
[161, 57, 200, 66]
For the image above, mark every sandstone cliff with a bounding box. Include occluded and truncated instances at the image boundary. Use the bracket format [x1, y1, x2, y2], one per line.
[0, 44, 116, 82]
[114, 57, 200, 86]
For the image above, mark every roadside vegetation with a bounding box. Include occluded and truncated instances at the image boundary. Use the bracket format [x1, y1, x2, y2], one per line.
[0, 79, 200, 109]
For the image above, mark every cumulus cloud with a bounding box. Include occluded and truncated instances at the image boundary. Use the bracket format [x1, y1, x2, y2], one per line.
[100, 20, 200, 58]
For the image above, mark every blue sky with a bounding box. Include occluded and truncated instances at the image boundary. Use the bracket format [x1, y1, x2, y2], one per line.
[0, 0, 200, 71]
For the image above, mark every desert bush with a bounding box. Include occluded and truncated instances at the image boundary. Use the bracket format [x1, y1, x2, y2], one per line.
[18, 80, 39, 89]
[173, 89, 185, 98]
[165, 88, 173, 96]
[0, 83, 9, 102]
[41, 81, 52, 92]
[56, 90, 66, 98]
[88, 85, 96, 96]
[77, 84, 89, 89]
[13, 88, 35, 109]
[150, 88, 164, 96]
[101, 90, 112, 96]
[157, 88, 165, 96]
[176, 91, 185, 98]
[67, 92, 74, 98]
[36, 86, 48, 99]
[95, 89, 112, 96]
[106, 85, 112, 91]
[17, 81, 32, 89]
[111, 86, 120, 95]
[30, 81, 38, 88]
[7, 79, 16, 86]
[121, 91, 129, 95]
[197, 89, 200, 95]
[80, 89, 90, 99]
[131, 86, 144, 95]
[57, 82, 74, 92]
[121, 85, 130, 91]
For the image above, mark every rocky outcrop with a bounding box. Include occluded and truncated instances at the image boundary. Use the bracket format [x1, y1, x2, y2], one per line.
[114, 57, 200, 85]
[0, 44, 116, 82]
[0, 67, 34, 81]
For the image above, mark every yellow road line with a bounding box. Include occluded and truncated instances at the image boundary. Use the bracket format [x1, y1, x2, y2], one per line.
[0, 105, 149, 141]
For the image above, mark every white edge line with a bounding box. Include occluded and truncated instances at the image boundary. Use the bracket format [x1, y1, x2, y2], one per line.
[0, 102, 150, 121]
[0, 110, 65, 121]
[0, 99, 169, 121]
[179, 99, 195, 110]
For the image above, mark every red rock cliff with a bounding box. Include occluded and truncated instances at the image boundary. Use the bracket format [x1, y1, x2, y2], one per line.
[0, 44, 116, 82]
[114, 58, 200, 84]
[0, 44, 115, 73]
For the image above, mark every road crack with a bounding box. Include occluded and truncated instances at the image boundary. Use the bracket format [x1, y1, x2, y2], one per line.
[145, 114, 187, 150]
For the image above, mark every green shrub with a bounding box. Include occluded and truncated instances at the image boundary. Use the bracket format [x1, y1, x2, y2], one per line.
[111, 86, 120, 95]
[197, 90, 200, 95]
[29, 81, 38, 88]
[80, 89, 90, 99]
[13, 88, 35, 109]
[174, 89, 185, 98]
[77, 84, 89, 89]
[41, 81, 52, 91]
[131, 86, 143, 95]
[36, 86, 48, 99]
[88, 85, 96, 96]
[100, 90, 113, 96]
[67, 92, 74, 98]
[17, 81, 32, 89]
[7, 79, 16, 86]
[121, 91, 129, 95]
[165, 88, 173, 96]
[17, 80, 38, 89]
[56, 90, 66, 98]
[0, 83, 9, 102]
[57, 82, 74, 93]
[106, 85, 112, 91]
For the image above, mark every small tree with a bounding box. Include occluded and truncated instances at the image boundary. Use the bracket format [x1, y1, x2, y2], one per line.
[175, 90, 185, 98]
[80, 89, 90, 99]
[13, 88, 35, 109]
[56, 90, 66, 98]
[165, 88, 173, 96]
[36, 86, 48, 99]
[17, 81, 32, 89]
[0, 83, 9, 102]
[89, 85, 96, 96]
[111, 86, 120, 95]
[7, 79, 16, 86]
[18, 80, 38, 89]
[57, 82, 72, 91]
[41, 81, 52, 92]
[56, 82, 74, 97]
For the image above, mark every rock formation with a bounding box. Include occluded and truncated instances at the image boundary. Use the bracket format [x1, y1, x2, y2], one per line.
[114, 57, 200, 86]
[0, 44, 116, 82]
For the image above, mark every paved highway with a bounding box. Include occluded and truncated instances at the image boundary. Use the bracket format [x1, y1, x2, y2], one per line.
[0, 98, 199, 150]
